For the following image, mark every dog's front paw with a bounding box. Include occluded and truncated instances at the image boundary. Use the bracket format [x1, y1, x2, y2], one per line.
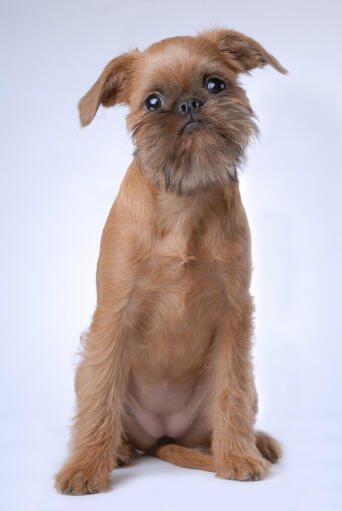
[216, 451, 271, 481]
[55, 464, 110, 495]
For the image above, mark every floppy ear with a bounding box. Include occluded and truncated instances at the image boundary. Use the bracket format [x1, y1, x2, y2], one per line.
[78, 50, 139, 127]
[200, 29, 287, 75]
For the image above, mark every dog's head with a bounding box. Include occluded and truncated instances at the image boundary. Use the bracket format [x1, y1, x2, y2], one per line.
[79, 29, 286, 194]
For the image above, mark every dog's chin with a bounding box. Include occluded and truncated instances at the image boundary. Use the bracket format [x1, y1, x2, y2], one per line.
[135, 123, 247, 195]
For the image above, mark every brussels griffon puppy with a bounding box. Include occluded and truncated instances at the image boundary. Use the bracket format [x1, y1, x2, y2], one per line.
[55, 29, 286, 495]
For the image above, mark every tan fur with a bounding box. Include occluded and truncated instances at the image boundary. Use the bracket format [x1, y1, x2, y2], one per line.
[55, 29, 285, 495]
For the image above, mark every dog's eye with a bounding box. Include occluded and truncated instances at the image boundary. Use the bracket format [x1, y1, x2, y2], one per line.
[144, 93, 162, 111]
[206, 77, 227, 93]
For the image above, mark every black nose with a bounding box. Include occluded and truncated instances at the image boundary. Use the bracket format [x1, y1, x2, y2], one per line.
[178, 98, 202, 115]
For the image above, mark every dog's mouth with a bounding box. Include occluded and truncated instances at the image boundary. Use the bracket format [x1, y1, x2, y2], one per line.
[181, 118, 202, 133]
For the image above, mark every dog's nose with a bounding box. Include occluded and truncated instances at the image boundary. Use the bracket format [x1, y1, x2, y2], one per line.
[177, 98, 202, 115]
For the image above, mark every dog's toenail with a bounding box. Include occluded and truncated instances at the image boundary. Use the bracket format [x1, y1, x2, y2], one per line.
[247, 473, 253, 480]
[69, 487, 74, 494]
[256, 472, 261, 480]
[89, 487, 99, 494]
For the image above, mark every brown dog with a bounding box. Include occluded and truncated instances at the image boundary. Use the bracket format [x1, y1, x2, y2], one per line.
[55, 29, 286, 495]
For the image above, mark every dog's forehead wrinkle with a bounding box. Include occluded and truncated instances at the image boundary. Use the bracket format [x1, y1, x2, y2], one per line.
[145, 34, 212, 57]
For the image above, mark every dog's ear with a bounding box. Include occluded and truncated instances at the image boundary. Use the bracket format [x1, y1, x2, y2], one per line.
[78, 50, 139, 127]
[199, 29, 287, 75]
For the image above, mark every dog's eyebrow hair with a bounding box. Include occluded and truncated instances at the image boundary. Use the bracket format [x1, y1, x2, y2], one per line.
[141, 87, 164, 98]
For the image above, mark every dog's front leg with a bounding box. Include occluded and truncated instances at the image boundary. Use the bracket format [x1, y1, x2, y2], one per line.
[211, 296, 271, 481]
[55, 305, 132, 495]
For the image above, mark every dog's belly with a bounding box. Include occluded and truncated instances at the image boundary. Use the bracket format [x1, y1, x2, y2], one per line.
[123, 371, 212, 450]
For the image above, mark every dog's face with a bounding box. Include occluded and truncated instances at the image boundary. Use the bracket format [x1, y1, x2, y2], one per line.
[79, 30, 286, 194]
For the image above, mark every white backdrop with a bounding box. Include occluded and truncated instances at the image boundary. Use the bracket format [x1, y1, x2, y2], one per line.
[1, 1, 341, 510]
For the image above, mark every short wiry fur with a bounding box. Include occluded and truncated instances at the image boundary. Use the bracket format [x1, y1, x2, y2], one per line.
[55, 29, 286, 495]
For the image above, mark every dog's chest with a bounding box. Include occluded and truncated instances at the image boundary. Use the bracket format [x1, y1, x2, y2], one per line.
[140, 228, 224, 324]
[128, 225, 226, 379]
[152, 229, 196, 267]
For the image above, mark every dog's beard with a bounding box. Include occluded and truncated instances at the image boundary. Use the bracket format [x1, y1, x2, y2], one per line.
[129, 95, 258, 195]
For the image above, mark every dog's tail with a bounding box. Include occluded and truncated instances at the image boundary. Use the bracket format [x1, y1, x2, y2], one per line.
[150, 431, 282, 472]
[151, 443, 215, 472]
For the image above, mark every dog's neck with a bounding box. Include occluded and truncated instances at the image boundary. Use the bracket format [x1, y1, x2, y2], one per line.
[154, 185, 226, 237]
[128, 159, 244, 243]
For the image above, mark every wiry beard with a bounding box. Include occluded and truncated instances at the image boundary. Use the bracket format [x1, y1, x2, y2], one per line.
[128, 95, 258, 195]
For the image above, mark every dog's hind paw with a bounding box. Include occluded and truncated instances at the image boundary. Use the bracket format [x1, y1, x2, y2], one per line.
[256, 431, 282, 463]
[115, 440, 137, 467]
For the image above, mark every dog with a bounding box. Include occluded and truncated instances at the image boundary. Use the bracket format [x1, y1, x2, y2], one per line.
[55, 29, 286, 495]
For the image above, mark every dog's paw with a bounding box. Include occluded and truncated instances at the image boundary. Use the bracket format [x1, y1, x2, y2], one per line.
[216, 451, 271, 481]
[115, 441, 136, 467]
[113, 442, 137, 468]
[256, 431, 282, 463]
[55, 465, 110, 495]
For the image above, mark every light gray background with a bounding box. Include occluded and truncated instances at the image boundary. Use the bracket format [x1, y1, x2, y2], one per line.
[1, 1, 341, 510]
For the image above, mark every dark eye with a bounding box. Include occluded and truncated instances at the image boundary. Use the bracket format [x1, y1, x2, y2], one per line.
[144, 93, 162, 111]
[206, 77, 227, 93]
